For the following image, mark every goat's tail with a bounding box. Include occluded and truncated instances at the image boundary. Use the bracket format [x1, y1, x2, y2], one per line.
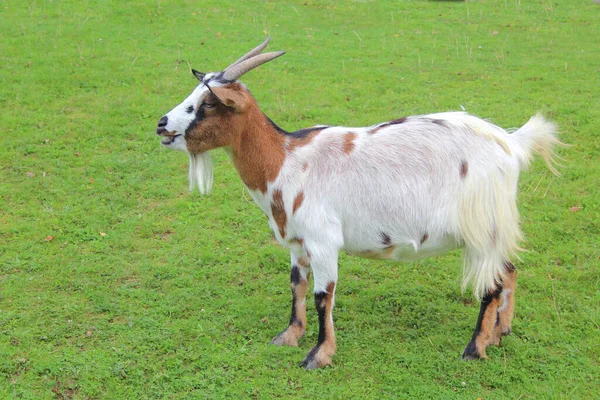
[509, 113, 563, 175]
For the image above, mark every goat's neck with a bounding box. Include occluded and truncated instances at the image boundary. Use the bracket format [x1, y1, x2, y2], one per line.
[229, 110, 286, 194]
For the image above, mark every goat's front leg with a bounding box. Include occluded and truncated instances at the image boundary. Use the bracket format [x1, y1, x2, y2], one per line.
[301, 252, 338, 370]
[271, 253, 310, 347]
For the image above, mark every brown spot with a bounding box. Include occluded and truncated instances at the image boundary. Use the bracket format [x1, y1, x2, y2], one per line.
[370, 117, 407, 134]
[302, 162, 309, 172]
[271, 189, 287, 238]
[292, 192, 304, 214]
[286, 129, 322, 153]
[297, 255, 311, 267]
[460, 160, 468, 178]
[342, 133, 356, 154]
[420, 233, 428, 245]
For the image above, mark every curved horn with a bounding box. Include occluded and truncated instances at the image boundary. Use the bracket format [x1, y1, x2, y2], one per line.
[221, 51, 285, 81]
[223, 36, 271, 72]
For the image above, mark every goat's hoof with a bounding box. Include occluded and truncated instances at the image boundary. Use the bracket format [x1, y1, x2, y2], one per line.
[502, 327, 512, 336]
[300, 346, 332, 370]
[270, 328, 300, 347]
[461, 341, 486, 361]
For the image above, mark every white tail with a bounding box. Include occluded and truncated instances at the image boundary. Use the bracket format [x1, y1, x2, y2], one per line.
[510, 114, 563, 175]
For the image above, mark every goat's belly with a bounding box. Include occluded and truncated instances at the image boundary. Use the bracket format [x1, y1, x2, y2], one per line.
[345, 235, 459, 261]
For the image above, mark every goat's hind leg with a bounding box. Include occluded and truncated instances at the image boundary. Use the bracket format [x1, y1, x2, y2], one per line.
[462, 286, 502, 360]
[271, 253, 310, 347]
[495, 262, 517, 340]
[462, 261, 516, 359]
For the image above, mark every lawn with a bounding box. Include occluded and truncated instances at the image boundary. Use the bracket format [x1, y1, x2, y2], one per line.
[1, 0, 599, 398]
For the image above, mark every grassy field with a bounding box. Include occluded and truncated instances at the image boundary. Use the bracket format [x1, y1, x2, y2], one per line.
[1, 0, 599, 398]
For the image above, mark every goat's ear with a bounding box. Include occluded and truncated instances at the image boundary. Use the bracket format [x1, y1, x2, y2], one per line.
[192, 69, 205, 81]
[210, 86, 246, 111]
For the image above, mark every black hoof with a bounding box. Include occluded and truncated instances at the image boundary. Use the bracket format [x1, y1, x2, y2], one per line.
[461, 340, 482, 360]
[300, 346, 318, 368]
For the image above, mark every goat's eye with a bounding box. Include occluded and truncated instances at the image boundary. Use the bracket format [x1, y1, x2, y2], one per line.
[203, 102, 216, 109]
[186, 105, 194, 114]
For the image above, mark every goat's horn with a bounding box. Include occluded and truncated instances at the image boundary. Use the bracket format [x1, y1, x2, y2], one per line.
[222, 51, 285, 81]
[223, 36, 271, 72]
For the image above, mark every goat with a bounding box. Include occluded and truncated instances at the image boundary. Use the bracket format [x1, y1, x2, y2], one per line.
[155, 37, 562, 369]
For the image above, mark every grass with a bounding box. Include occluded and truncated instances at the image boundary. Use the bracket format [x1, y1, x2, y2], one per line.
[1, 0, 599, 398]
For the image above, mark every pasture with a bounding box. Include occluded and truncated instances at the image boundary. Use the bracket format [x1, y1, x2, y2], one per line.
[1, 0, 598, 398]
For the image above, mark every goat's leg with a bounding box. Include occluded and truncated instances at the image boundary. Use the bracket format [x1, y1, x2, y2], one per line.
[301, 253, 338, 370]
[492, 262, 517, 344]
[462, 285, 502, 360]
[271, 253, 310, 347]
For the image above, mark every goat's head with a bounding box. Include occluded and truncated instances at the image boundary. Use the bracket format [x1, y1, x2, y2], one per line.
[156, 36, 284, 194]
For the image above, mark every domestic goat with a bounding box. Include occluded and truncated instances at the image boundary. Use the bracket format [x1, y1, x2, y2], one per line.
[155, 37, 562, 369]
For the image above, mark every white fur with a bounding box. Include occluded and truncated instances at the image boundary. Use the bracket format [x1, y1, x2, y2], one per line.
[257, 113, 559, 299]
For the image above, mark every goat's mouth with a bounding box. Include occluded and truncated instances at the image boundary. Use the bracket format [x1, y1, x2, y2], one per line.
[160, 133, 181, 145]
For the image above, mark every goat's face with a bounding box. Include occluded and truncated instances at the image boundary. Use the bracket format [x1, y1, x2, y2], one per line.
[157, 72, 220, 153]
[155, 36, 284, 194]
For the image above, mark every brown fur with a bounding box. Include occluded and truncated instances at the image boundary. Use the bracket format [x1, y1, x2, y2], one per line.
[188, 83, 287, 193]
[496, 266, 517, 338]
[342, 133, 357, 154]
[420, 233, 429, 245]
[292, 192, 304, 214]
[271, 189, 287, 238]
[474, 295, 501, 357]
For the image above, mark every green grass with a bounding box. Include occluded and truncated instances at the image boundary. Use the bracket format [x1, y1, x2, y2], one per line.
[1, 0, 599, 398]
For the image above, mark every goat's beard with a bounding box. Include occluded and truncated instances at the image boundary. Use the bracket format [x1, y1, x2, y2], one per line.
[188, 152, 213, 195]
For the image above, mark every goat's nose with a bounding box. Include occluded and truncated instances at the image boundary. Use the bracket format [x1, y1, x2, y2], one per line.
[156, 116, 168, 135]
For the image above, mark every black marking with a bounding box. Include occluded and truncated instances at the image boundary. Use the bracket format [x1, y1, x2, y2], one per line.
[267, 117, 327, 139]
[186, 105, 194, 114]
[431, 118, 449, 128]
[504, 261, 516, 273]
[372, 117, 407, 133]
[289, 266, 304, 328]
[290, 266, 301, 286]
[184, 105, 206, 137]
[381, 232, 392, 246]
[314, 290, 328, 346]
